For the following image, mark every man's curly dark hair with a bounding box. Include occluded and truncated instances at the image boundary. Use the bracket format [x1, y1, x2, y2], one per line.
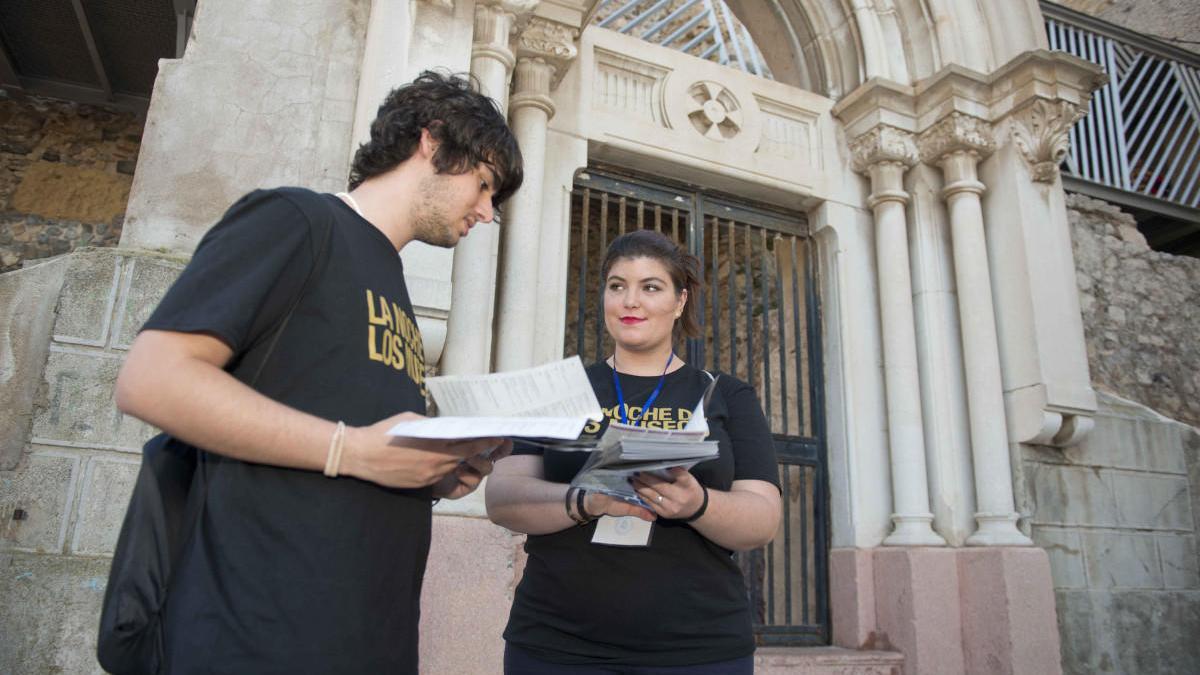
[349, 70, 523, 206]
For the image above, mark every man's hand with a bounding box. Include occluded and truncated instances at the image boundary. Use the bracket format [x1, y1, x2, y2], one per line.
[341, 412, 507, 490]
[432, 439, 514, 500]
[430, 444, 510, 500]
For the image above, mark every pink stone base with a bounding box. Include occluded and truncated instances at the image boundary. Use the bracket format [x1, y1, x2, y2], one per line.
[831, 548, 883, 650]
[419, 515, 522, 674]
[958, 548, 1062, 675]
[831, 546, 1061, 675]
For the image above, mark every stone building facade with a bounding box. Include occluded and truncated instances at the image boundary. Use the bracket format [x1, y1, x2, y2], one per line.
[0, 95, 142, 273]
[0, 1, 1197, 674]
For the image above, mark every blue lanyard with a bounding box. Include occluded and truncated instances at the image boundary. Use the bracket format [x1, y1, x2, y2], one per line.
[612, 353, 674, 426]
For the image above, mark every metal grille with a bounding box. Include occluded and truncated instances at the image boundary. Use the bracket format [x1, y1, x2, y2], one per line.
[590, 0, 773, 80]
[1047, 17, 1200, 209]
[564, 168, 829, 645]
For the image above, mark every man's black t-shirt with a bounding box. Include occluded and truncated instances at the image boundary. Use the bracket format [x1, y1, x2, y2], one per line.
[504, 362, 780, 666]
[143, 188, 431, 674]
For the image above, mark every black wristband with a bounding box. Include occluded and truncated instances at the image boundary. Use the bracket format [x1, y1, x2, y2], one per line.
[576, 487, 593, 523]
[564, 487, 580, 524]
[681, 484, 709, 523]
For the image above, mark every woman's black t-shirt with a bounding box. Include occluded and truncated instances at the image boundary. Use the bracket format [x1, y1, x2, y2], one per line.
[504, 361, 780, 666]
[143, 188, 431, 674]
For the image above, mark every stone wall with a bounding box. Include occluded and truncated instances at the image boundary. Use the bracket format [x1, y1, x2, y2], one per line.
[0, 95, 142, 273]
[1057, 0, 1200, 55]
[1068, 193, 1200, 429]
[0, 249, 174, 673]
[1023, 392, 1199, 675]
[1030, 192, 1200, 675]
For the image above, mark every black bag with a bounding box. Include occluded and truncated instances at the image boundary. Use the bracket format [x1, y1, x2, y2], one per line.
[97, 207, 333, 675]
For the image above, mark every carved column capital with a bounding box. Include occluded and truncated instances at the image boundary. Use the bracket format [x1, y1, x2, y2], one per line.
[510, 58, 557, 117]
[850, 125, 918, 175]
[1008, 99, 1087, 183]
[472, 0, 539, 69]
[478, 0, 539, 16]
[515, 16, 579, 90]
[918, 112, 995, 166]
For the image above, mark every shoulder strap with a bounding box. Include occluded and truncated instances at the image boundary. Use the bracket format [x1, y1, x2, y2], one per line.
[243, 206, 335, 386]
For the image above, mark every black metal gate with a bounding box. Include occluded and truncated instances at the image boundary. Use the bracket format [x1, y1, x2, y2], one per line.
[564, 167, 830, 646]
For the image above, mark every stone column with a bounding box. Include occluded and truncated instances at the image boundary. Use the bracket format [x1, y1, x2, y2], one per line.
[919, 113, 1030, 546]
[493, 18, 577, 371]
[851, 126, 945, 547]
[440, 0, 536, 376]
[906, 161, 976, 546]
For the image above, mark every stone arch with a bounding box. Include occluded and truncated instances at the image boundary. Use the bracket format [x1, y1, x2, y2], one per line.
[585, 0, 1049, 98]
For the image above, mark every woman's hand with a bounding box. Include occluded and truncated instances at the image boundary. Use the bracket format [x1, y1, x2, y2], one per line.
[630, 467, 705, 520]
[582, 491, 657, 522]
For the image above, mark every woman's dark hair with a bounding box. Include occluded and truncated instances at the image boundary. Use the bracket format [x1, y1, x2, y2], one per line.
[601, 229, 704, 339]
[349, 70, 524, 205]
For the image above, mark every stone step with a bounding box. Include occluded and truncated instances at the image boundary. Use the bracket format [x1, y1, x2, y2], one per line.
[755, 646, 905, 675]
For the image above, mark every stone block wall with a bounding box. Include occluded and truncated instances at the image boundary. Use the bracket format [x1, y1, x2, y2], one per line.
[1067, 193, 1200, 429]
[0, 94, 142, 273]
[1022, 392, 1200, 674]
[0, 248, 176, 673]
[1058, 175, 1200, 675]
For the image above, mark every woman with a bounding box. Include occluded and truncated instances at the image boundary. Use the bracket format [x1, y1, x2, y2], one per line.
[487, 229, 782, 673]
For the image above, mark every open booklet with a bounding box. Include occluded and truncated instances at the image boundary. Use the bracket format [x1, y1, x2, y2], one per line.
[386, 356, 604, 441]
[569, 374, 721, 508]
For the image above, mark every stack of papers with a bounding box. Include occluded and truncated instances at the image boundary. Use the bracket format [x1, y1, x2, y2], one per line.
[569, 375, 720, 506]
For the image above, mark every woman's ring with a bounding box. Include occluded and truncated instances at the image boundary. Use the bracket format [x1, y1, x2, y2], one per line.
[655, 495, 664, 503]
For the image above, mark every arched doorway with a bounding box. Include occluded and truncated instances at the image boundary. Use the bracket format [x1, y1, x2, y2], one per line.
[562, 166, 830, 644]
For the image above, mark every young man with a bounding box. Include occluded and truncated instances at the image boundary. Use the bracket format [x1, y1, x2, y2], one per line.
[114, 71, 524, 673]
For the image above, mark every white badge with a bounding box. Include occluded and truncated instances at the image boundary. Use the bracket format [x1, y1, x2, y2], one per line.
[591, 515, 653, 547]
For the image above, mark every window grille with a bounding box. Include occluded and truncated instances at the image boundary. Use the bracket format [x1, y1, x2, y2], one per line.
[1043, 2, 1200, 254]
[590, 0, 773, 80]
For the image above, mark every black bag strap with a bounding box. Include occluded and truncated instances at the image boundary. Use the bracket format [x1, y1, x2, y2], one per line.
[242, 205, 336, 386]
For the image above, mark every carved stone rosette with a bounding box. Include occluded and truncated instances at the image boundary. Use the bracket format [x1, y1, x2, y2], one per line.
[1010, 99, 1087, 183]
[516, 17, 579, 90]
[850, 125, 918, 175]
[918, 112, 995, 165]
